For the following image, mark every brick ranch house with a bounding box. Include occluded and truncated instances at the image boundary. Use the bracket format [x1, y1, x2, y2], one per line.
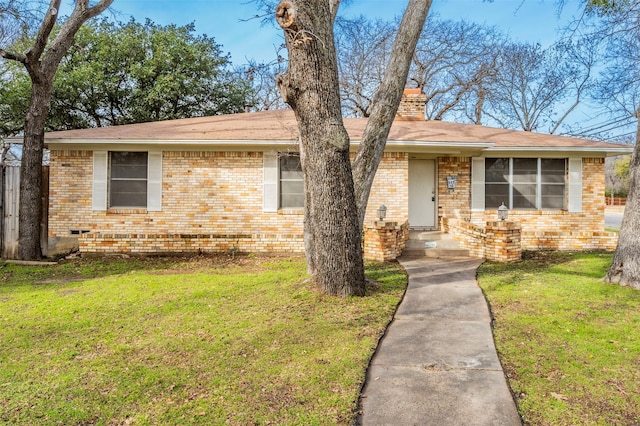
[42, 91, 632, 259]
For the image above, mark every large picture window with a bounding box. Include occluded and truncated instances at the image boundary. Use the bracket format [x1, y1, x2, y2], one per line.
[109, 152, 148, 208]
[279, 154, 304, 208]
[484, 158, 566, 210]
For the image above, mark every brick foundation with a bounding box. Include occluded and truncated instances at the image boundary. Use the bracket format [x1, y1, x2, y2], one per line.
[79, 232, 305, 255]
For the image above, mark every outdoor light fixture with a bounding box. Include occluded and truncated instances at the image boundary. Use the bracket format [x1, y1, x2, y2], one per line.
[377, 205, 387, 221]
[498, 202, 509, 221]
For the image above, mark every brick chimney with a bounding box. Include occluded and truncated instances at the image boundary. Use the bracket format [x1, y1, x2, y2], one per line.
[396, 88, 427, 120]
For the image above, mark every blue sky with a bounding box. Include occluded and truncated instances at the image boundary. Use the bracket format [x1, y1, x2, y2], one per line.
[93, 0, 584, 65]
[58, 0, 633, 138]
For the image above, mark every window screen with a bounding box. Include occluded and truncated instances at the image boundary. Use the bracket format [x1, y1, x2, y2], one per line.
[109, 152, 148, 208]
[541, 159, 566, 209]
[485, 158, 566, 211]
[279, 154, 304, 208]
[512, 158, 537, 209]
[485, 158, 509, 209]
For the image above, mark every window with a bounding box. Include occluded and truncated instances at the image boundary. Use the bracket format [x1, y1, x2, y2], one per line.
[541, 159, 566, 209]
[92, 151, 162, 212]
[484, 158, 566, 210]
[109, 152, 148, 208]
[485, 158, 509, 209]
[279, 154, 304, 208]
[512, 158, 537, 209]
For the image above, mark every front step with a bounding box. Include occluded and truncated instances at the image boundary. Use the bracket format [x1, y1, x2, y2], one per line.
[402, 247, 471, 257]
[402, 231, 470, 258]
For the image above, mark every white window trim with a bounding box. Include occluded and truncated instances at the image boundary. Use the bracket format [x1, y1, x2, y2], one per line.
[568, 158, 583, 213]
[263, 151, 305, 212]
[471, 157, 485, 211]
[92, 151, 108, 211]
[263, 151, 278, 212]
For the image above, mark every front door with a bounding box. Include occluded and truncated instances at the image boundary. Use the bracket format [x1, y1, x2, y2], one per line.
[408, 159, 436, 229]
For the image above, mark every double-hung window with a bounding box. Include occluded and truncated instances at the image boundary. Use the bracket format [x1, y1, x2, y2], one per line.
[279, 154, 304, 209]
[92, 151, 162, 211]
[262, 151, 304, 212]
[484, 158, 567, 210]
[109, 152, 148, 208]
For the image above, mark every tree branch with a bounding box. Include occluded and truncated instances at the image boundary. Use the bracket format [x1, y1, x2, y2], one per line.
[0, 48, 26, 63]
[25, 0, 61, 64]
[352, 0, 432, 227]
[42, 0, 114, 75]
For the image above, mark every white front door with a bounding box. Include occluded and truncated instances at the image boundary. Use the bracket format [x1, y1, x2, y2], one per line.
[408, 159, 436, 228]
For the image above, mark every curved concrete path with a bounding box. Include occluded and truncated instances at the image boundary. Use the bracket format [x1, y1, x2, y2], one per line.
[358, 257, 522, 426]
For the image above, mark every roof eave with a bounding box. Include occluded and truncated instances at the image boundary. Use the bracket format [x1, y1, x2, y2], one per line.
[484, 146, 635, 157]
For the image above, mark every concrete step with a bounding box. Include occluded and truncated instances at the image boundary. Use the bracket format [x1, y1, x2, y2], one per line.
[402, 247, 471, 257]
[403, 230, 470, 258]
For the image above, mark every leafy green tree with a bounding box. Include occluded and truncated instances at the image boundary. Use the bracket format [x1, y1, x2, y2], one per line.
[2, 19, 253, 131]
[614, 155, 631, 190]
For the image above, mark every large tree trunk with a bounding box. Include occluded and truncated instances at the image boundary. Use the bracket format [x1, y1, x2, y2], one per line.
[606, 112, 640, 289]
[1, 0, 114, 260]
[18, 81, 52, 260]
[276, 0, 365, 296]
[351, 0, 432, 227]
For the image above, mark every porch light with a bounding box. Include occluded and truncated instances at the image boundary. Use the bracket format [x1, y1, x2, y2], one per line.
[377, 205, 387, 221]
[498, 202, 509, 221]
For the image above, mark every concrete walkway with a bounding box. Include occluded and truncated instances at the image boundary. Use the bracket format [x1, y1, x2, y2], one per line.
[358, 256, 522, 426]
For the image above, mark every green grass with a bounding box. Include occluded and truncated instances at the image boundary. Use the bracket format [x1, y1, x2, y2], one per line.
[0, 256, 406, 425]
[478, 252, 640, 426]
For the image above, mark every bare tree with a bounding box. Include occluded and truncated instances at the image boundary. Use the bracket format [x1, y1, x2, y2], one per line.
[591, 1, 640, 288]
[243, 59, 288, 111]
[0, 0, 114, 260]
[410, 18, 503, 123]
[273, 0, 430, 296]
[335, 16, 505, 123]
[335, 16, 395, 117]
[483, 40, 596, 133]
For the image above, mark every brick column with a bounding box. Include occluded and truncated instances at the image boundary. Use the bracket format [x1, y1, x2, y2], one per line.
[364, 220, 409, 262]
[485, 221, 522, 263]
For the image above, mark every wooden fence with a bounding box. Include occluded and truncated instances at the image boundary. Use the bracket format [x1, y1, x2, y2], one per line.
[1, 166, 49, 259]
[605, 197, 627, 206]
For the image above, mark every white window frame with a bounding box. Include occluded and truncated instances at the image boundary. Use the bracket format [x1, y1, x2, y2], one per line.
[109, 151, 148, 209]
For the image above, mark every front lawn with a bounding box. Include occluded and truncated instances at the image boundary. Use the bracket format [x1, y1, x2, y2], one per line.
[0, 256, 406, 425]
[478, 252, 640, 425]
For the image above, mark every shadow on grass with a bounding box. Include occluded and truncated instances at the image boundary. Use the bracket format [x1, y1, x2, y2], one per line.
[479, 251, 615, 288]
[0, 254, 273, 292]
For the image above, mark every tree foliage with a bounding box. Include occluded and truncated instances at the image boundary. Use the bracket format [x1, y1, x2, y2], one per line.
[1, 19, 252, 132]
[606, 155, 631, 198]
